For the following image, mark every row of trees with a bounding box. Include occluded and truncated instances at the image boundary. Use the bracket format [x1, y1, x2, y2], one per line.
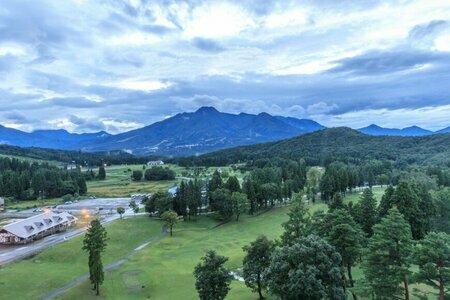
[131, 167, 175, 181]
[193, 194, 449, 300]
[0, 157, 87, 200]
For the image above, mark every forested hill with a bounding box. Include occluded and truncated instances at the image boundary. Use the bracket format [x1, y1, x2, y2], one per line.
[176, 127, 450, 166]
[0, 144, 153, 166]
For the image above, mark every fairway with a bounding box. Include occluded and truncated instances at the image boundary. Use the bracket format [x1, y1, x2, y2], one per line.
[56, 207, 290, 299]
[0, 216, 162, 299]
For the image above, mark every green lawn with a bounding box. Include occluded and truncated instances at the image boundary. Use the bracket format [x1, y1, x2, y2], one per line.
[56, 207, 289, 299]
[0, 216, 162, 299]
[343, 186, 386, 205]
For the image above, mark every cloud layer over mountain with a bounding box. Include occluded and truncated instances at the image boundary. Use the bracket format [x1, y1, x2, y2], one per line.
[1, 0, 449, 133]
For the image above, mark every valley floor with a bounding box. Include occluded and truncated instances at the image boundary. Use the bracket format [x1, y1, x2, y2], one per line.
[0, 188, 438, 299]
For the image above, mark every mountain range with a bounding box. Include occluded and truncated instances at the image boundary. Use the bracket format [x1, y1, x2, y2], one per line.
[0, 106, 448, 156]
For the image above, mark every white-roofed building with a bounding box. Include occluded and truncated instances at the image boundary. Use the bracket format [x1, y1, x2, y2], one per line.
[0, 211, 77, 245]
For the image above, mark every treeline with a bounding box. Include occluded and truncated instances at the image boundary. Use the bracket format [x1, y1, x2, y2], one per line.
[173, 127, 450, 167]
[131, 166, 176, 181]
[192, 186, 450, 300]
[0, 144, 159, 166]
[144, 159, 307, 221]
[0, 157, 87, 200]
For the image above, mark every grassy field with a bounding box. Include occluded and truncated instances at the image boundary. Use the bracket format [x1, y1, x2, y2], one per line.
[85, 164, 248, 198]
[343, 186, 386, 204]
[0, 216, 162, 299]
[56, 201, 437, 300]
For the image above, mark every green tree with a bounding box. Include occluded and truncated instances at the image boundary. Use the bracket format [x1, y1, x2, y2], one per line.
[129, 200, 139, 215]
[82, 219, 108, 296]
[390, 181, 422, 239]
[378, 185, 395, 219]
[242, 235, 275, 299]
[413, 232, 450, 300]
[131, 170, 143, 181]
[225, 176, 241, 193]
[354, 188, 377, 236]
[328, 193, 344, 211]
[98, 166, 106, 180]
[433, 188, 450, 233]
[325, 209, 364, 298]
[364, 207, 413, 300]
[161, 210, 179, 236]
[116, 207, 125, 219]
[231, 192, 249, 221]
[210, 188, 233, 220]
[280, 193, 311, 246]
[208, 170, 223, 196]
[144, 191, 173, 215]
[265, 235, 345, 300]
[193, 250, 232, 300]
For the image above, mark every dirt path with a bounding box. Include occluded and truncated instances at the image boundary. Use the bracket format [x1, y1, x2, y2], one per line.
[41, 227, 166, 300]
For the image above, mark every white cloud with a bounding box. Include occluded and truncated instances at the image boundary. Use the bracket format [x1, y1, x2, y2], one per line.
[183, 2, 256, 38]
[113, 79, 172, 92]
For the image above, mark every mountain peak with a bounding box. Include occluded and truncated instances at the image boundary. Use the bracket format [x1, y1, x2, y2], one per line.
[195, 106, 219, 114]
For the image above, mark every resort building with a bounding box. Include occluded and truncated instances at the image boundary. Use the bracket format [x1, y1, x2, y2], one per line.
[0, 211, 77, 245]
[147, 160, 164, 166]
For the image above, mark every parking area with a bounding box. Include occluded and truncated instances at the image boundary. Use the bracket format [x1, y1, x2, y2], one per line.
[55, 197, 133, 214]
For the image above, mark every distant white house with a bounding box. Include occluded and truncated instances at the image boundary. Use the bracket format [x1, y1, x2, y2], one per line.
[67, 161, 78, 170]
[0, 197, 4, 212]
[147, 160, 164, 166]
[0, 212, 77, 244]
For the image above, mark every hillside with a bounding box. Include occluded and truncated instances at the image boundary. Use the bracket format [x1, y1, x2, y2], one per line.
[179, 127, 450, 166]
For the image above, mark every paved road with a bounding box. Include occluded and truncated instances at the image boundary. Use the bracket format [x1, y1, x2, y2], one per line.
[0, 208, 146, 266]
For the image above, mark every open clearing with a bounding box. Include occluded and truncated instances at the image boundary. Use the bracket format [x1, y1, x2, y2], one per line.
[0, 186, 435, 300]
[0, 216, 162, 299]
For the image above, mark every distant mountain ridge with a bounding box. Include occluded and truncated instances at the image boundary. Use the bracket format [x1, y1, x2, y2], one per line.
[0, 107, 448, 156]
[358, 124, 433, 136]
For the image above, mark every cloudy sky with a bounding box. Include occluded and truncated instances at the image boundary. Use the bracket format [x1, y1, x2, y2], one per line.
[1, 0, 450, 133]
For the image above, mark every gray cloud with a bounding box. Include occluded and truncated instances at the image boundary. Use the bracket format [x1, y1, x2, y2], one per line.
[192, 38, 226, 52]
[0, 0, 450, 132]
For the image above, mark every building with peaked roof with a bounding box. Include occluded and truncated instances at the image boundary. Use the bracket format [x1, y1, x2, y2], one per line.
[0, 211, 77, 245]
[147, 160, 164, 166]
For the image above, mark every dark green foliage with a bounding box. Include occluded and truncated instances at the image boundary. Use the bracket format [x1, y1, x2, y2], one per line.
[131, 170, 143, 181]
[433, 188, 450, 233]
[353, 188, 378, 237]
[208, 170, 223, 195]
[144, 166, 175, 181]
[0, 157, 87, 200]
[231, 192, 249, 221]
[179, 128, 450, 167]
[364, 207, 413, 300]
[378, 185, 395, 219]
[328, 193, 344, 211]
[116, 207, 125, 219]
[324, 209, 364, 291]
[225, 176, 240, 193]
[129, 200, 139, 214]
[144, 191, 173, 215]
[265, 235, 345, 300]
[98, 166, 106, 180]
[82, 219, 108, 296]
[210, 188, 233, 220]
[242, 235, 275, 299]
[413, 232, 450, 300]
[174, 180, 202, 219]
[193, 250, 232, 300]
[280, 193, 311, 246]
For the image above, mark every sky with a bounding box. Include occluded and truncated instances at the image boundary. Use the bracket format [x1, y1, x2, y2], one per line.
[0, 0, 449, 133]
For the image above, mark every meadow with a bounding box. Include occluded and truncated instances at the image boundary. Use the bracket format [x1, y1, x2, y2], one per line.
[0, 216, 162, 299]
